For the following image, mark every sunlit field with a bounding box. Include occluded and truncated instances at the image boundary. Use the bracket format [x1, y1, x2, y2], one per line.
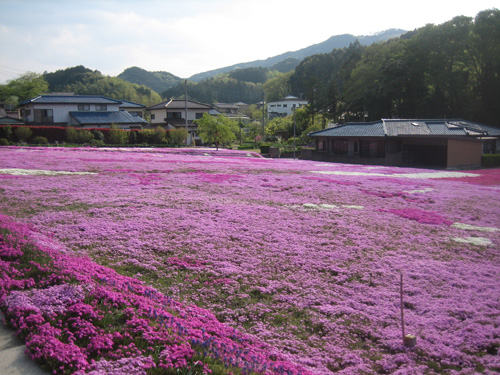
[1, 146, 499, 375]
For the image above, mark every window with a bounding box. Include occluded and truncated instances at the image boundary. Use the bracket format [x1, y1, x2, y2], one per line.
[95, 104, 107, 111]
[151, 114, 156, 120]
[34, 109, 53, 123]
[78, 104, 90, 111]
[167, 112, 182, 119]
[283, 104, 287, 108]
[195, 113, 203, 119]
[22, 109, 31, 118]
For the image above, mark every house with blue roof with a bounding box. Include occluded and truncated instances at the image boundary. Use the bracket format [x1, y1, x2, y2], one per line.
[18, 95, 148, 129]
[308, 119, 500, 169]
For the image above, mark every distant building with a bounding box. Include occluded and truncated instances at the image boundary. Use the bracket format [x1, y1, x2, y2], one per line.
[18, 95, 148, 129]
[212, 103, 250, 123]
[267, 96, 308, 119]
[0, 108, 24, 125]
[119, 100, 146, 118]
[147, 99, 213, 144]
[309, 119, 500, 169]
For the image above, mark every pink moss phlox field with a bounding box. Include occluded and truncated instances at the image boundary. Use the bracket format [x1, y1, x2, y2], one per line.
[0, 146, 500, 374]
[0, 215, 313, 374]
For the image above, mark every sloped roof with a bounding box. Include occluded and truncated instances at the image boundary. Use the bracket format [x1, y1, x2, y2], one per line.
[0, 108, 24, 124]
[20, 95, 122, 105]
[310, 119, 499, 138]
[70, 111, 148, 125]
[118, 100, 145, 109]
[147, 99, 212, 111]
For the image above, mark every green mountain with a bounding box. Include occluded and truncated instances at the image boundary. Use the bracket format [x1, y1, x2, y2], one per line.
[117, 67, 183, 94]
[188, 29, 406, 82]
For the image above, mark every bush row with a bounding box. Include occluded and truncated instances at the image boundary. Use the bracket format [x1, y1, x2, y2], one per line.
[0, 125, 189, 146]
[482, 154, 500, 167]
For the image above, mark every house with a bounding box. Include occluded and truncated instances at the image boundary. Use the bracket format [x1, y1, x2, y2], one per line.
[267, 96, 308, 119]
[212, 103, 251, 123]
[308, 119, 500, 169]
[18, 95, 148, 129]
[119, 100, 146, 118]
[0, 108, 24, 125]
[147, 99, 213, 144]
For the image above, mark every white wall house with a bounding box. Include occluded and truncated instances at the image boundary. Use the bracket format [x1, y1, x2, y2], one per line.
[18, 95, 148, 129]
[147, 99, 213, 144]
[267, 95, 308, 119]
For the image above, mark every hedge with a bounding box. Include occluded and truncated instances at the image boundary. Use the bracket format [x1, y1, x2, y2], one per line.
[482, 154, 500, 167]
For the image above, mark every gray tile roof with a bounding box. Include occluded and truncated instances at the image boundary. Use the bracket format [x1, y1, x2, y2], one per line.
[310, 121, 386, 137]
[310, 119, 499, 138]
[118, 100, 145, 108]
[147, 99, 212, 111]
[70, 111, 148, 125]
[20, 95, 123, 105]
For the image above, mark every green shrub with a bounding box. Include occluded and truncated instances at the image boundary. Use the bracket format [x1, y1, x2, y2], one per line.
[31, 136, 48, 144]
[259, 143, 271, 154]
[92, 130, 105, 141]
[2, 125, 12, 140]
[15, 126, 33, 142]
[238, 143, 256, 150]
[65, 127, 79, 143]
[77, 129, 94, 144]
[482, 154, 500, 167]
[151, 127, 166, 144]
[0, 138, 9, 146]
[108, 127, 129, 145]
[169, 128, 188, 146]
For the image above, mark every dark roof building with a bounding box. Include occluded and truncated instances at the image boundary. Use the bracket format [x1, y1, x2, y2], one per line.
[17, 94, 148, 129]
[308, 119, 500, 169]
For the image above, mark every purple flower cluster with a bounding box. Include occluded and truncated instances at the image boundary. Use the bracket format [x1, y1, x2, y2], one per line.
[0, 146, 499, 374]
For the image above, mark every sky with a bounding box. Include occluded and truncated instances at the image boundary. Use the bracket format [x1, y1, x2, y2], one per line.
[0, 0, 499, 84]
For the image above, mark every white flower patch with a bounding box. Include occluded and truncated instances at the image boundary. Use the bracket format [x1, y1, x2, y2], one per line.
[0, 168, 97, 176]
[311, 171, 480, 179]
[452, 223, 499, 232]
[404, 188, 436, 194]
[301, 203, 363, 210]
[452, 237, 493, 246]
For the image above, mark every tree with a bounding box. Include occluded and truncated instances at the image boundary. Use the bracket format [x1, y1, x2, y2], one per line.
[2, 73, 49, 102]
[196, 114, 236, 150]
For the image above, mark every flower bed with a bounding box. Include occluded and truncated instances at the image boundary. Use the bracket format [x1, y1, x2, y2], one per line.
[0, 146, 499, 374]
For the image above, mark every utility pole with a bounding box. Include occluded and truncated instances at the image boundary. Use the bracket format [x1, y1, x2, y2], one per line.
[185, 80, 190, 145]
[293, 104, 296, 160]
[262, 91, 265, 138]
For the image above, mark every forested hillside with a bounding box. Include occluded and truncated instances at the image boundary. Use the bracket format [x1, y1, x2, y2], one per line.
[43, 66, 162, 107]
[117, 67, 183, 94]
[289, 9, 500, 126]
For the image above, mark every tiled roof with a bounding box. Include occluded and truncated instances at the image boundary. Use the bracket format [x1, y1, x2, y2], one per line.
[70, 111, 149, 125]
[118, 100, 145, 108]
[310, 122, 385, 137]
[311, 119, 498, 138]
[148, 99, 212, 111]
[20, 95, 123, 105]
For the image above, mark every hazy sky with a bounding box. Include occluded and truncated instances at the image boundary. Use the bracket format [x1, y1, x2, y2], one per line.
[0, 0, 498, 83]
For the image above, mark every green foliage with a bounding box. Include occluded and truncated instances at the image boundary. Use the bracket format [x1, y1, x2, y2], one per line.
[65, 127, 79, 143]
[77, 129, 94, 144]
[482, 154, 500, 167]
[162, 77, 262, 104]
[14, 126, 33, 142]
[228, 67, 269, 84]
[108, 125, 129, 145]
[196, 114, 236, 150]
[31, 136, 48, 144]
[117, 66, 183, 94]
[43, 66, 162, 107]
[263, 72, 293, 102]
[0, 72, 49, 102]
[2, 125, 13, 140]
[92, 130, 105, 141]
[151, 127, 167, 144]
[169, 128, 188, 145]
[0, 138, 9, 146]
